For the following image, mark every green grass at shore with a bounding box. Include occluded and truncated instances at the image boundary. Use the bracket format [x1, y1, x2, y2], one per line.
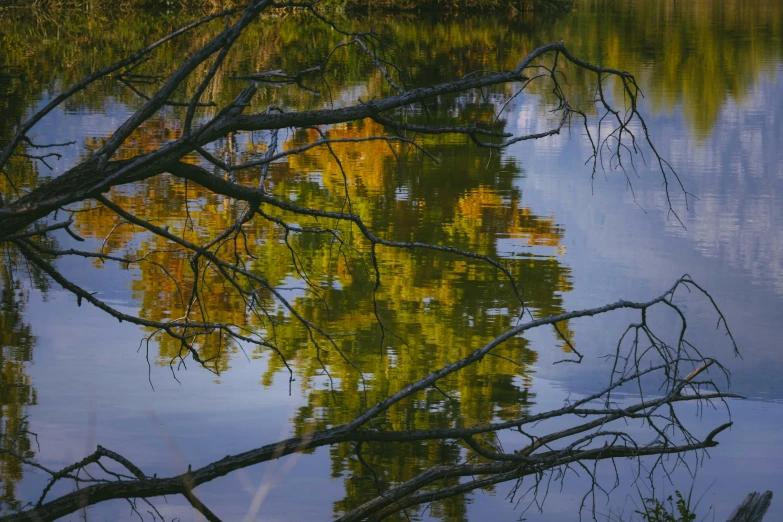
[1, 0, 573, 12]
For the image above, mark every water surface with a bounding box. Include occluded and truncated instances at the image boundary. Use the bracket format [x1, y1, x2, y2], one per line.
[1, 1, 782, 520]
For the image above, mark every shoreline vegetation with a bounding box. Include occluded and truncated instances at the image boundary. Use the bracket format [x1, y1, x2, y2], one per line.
[0, 0, 574, 13]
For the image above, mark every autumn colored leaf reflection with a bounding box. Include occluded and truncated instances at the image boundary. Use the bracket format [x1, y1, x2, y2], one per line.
[67, 109, 571, 518]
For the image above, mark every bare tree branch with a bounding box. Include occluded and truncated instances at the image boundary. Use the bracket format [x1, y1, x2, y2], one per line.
[0, 5, 731, 521]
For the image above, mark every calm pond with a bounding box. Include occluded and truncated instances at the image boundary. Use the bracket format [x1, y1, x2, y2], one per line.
[1, 1, 783, 520]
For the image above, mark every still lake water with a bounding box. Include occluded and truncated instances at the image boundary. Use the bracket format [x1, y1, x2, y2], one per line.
[1, 1, 783, 520]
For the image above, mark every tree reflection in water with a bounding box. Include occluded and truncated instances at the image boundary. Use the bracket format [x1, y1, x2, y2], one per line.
[0, 257, 37, 512]
[0, 0, 774, 519]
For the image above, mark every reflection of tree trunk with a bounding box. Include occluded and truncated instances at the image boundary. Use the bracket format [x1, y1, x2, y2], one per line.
[225, 131, 234, 208]
[727, 491, 773, 522]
